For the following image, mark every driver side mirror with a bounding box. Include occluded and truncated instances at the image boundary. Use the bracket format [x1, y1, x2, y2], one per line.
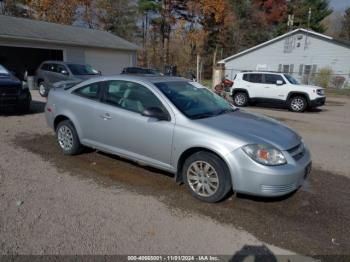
[142, 107, 170, 121]
[276, 80, 284, 85]
[60, 70, 69, 76]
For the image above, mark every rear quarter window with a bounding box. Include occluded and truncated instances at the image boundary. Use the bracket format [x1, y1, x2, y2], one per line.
[243, 73, 263, 83]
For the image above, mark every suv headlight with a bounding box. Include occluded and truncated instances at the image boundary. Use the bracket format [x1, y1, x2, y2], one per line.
[22, 81, 28, 90]
[316, 89, 324, 96]
[242, 144, 287, 166]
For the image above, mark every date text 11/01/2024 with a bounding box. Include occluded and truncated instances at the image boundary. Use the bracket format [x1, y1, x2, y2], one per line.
[127, 256, 220, 261]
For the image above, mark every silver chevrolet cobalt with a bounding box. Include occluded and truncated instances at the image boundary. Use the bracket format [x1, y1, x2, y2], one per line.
[45, 76, 311, 202]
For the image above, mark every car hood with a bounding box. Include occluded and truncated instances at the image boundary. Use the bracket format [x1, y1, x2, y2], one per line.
[0, 75, 21, 87]
[297, 84, 323, 90]
[195, 110, 301, 150]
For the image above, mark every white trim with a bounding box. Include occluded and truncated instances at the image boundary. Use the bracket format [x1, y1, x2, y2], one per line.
[218, 28, 333, 64]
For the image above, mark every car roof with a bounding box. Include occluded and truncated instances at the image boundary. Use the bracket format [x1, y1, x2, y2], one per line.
[239, 71, 283, 75]
[41, 61, 85, 65]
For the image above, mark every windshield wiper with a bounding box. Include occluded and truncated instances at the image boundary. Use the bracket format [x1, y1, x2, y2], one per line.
[191, 112, 217, 119]
[213, 108, 237, 116]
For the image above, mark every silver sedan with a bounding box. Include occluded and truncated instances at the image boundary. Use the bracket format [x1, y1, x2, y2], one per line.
[45, 76, 312, 202]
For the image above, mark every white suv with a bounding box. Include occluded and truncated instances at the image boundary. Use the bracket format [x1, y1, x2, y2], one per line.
[231, 72, 326, 112]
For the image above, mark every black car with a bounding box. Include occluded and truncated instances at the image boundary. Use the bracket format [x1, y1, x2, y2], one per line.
[0, 64, 31, 112]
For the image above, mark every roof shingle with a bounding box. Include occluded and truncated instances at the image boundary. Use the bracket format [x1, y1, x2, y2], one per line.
[0, 15, 138, 51]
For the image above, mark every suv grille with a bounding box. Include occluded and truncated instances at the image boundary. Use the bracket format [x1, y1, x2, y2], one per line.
[287, 143, 305, 161]
[0, 86, 19, 95]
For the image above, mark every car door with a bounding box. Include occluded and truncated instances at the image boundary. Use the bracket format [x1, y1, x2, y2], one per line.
[242, 73, 266, 99]
[70, 81, 104, 141]
[263, 74, 288, 101]
[94, 80, 175, 171]
[56, 64, 71, 82]
[45, 63, 58, 84]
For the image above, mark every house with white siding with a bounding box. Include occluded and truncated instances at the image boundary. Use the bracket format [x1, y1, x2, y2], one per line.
[218, 28, 350, 88]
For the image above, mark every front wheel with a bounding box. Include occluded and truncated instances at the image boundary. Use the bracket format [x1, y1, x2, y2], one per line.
[289, 96, 307, 112]
[56, 120, 84, 155]
[183, 151, 232, 203]
[233, 92, 248, 107]
[38, 82, 49, 97]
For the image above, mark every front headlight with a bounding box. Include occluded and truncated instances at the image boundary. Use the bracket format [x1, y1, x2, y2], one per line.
[22, 81, 28, 90]
[242, 144, 287, 166]
[316, 89, 324, 96]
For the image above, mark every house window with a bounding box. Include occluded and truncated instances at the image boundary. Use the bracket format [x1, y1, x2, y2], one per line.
[283, 65, 290, 73]
[281, 64, 294, 74]
[304, 65, 312, 75]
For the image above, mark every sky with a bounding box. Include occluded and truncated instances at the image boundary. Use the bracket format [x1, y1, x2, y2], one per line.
[329, 0, 350, 11]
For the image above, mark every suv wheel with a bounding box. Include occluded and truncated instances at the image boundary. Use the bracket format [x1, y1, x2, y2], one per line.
[56, 120, 84, 155]
[233, 92, 248, 107]
[38, 82, 48, 97]
[289, 96, 307, 112]
[183, 151, 232, 203]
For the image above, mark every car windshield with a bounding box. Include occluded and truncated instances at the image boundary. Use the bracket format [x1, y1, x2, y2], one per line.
[155, 81, 235, 119]
[284, 74, 299, 84]
[0, 65, 10, 77]
[67, 64, 99, 75]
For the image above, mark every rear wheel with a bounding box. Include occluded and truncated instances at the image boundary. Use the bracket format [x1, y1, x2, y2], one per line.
[289, 96, 307, 112]
[183, 151, 232, 203]
[38, 81, 48, 97]
[233, 92, 248, 107]
[56, 120, 84, 155]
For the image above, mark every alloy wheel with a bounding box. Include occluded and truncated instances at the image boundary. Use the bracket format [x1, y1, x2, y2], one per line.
[39, 84, 46, 96]
[187, 161, 219, 197]
[235, 94, 246, 106]
[291, 98, 305, 112]
[57, 125, 74, 151]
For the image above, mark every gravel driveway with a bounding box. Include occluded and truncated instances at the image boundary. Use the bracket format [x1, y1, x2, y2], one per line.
[0, 91, 349, 259]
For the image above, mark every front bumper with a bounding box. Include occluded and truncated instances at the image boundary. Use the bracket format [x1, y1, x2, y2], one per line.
[0, 90, 31, 108]
[310, 97, 326, 107]
[225, 146, 312, 197]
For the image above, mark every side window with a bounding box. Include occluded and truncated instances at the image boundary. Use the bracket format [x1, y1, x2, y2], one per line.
[105, 80, 165, 114]
[264, 74, 285, 84]
[41, 63, 50, 71]
[56, 64, 68, 74]
[48, 64, 58, 72]
[73, 82, 101, 100]
[242, 74, 249, 81]
[248, 74, 263, 83]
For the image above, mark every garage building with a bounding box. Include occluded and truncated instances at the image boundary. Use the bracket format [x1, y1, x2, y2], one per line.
[0, 15, 138, 80]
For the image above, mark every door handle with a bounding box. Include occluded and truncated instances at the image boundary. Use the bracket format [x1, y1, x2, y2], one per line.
[100, 113, 112, 120]
[264, 86, 270, 88]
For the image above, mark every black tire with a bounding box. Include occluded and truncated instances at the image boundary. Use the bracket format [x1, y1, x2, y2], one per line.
[182, 151, 232, 203]
[38, 81, 49, 97]
[289, 96, 307, 112]
[56, 120, 84, 155]
[233, 92, 249, 107]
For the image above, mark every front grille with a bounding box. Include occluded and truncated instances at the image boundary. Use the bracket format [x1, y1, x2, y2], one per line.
[0, 86, 19, 95]
[261, 183, 297, 194]
[287, 143, 305, 161]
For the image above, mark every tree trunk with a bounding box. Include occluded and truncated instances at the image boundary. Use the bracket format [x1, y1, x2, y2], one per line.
[212, 46, 218, 88]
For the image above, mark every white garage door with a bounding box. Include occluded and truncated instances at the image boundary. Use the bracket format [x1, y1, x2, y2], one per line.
[85, 48, 135, 75]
